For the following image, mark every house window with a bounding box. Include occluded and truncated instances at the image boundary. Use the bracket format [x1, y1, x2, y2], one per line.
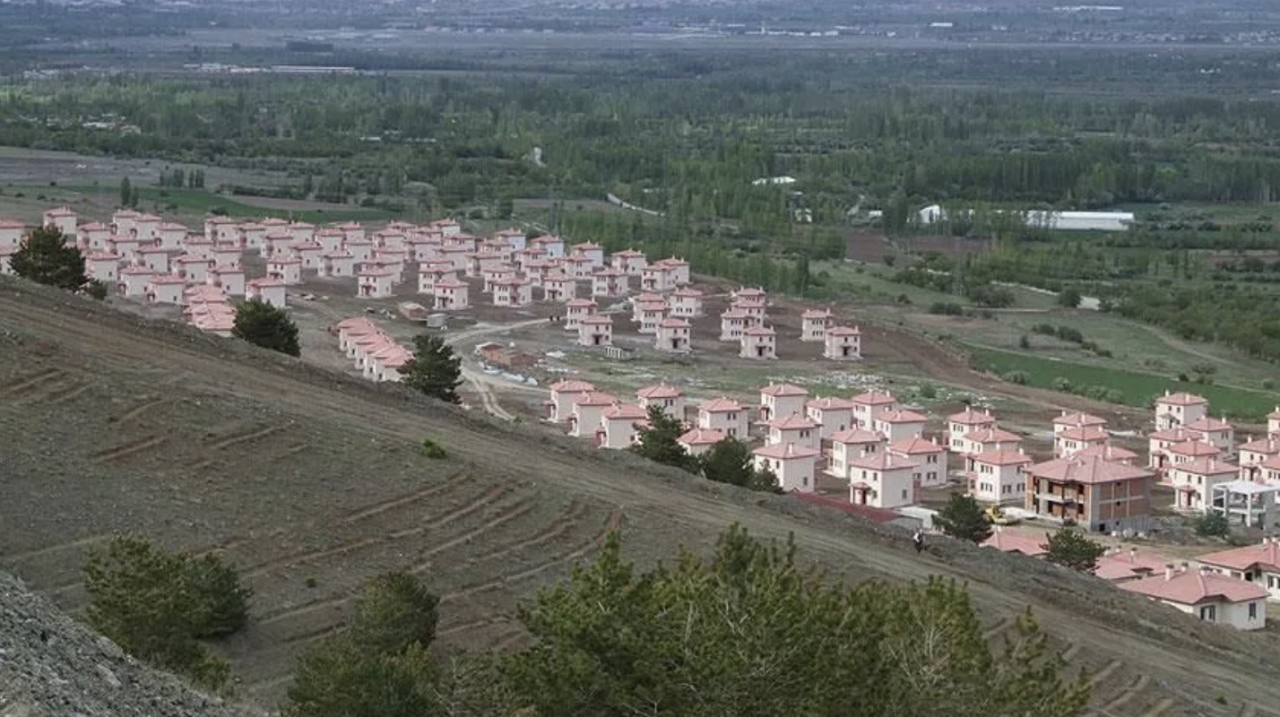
[803, 476, 809, 487]
[927, 472, 937, 481]
[901, 489, 908, 499]
[1269, 575, 1278, 589]
[1249, 602, 1258, 620]
[1199, 605, 1217, 622]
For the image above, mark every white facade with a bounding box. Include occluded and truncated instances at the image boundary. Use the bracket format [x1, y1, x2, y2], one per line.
[753, 443, 819, 493]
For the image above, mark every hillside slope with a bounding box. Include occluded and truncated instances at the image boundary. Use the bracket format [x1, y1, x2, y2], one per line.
[0, 569, 258, 717]
[0, 275, 1278, 715]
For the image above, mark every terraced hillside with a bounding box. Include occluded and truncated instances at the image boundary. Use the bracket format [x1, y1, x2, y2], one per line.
[0, 275, 1278, 715]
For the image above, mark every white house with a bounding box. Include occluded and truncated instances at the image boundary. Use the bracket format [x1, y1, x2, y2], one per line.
[947, 407, 997, 451]
[1024, 210, 1134, 232]
[564, 299, 597, 331]
[571, 242, 606, 268]
[1120, 565, 1267, 631]
[846, 451, 919, 509]
[492, 277, 533, 308]
[42, 206, 76, 236]
[807, 397, 856, 439]
[888, 436, 948, 489]
[739, 326, 776, 360]
[719, 309, 751, 342]
[267, 258, 303, 286]
[610, 249, 648, 276]
[636, 299, 668, 334]
[636, 383, 685, 417]
[1052, 411, 1107, 435]
[531, 235, 565, 258]
[117, 266, 155, 298]
[800, 309, 831, 342]
[542, 273, 577, 303]
[753, 442, 819, 493]
[1168, 457, 1239, 513]
[759, 383, 808, 423]
[0, 219, 25, 248]
[1155, 391, 1210, 431]
[851, 390, 897, 429]
[321, 251, 356, 279]
[767, 413, 819, 451]
[563, 255, 595, 280]
[358, 269, 396, 300]
[545, 380, 596, 423]
[871, 409, 928, 443]
[679, 428, 726, 457]
[577, 315, 614, 348]
[827, 429, 886, 479]
[1183, 417, 1236, 460]
[246, 278, 287, 308]
[953, 428, 1023, 465]
[823, 326, 862, 360]
[1238, 436, 1280, 483]
[655, 318, 692, 353]
[698, 397, 747, 439]
[591, 268, 629, 298]
[173, 254, 213, 283]
[1198, 539, 1280, 602]
[598, 403, 649, 450]
[145, 275, 187, 305]
[433, 279, 470, 310]
[86, 253, 121, 284]
[569, 392, 617, 439]
[667, 288, 704, 318]
[1054, 426, 1110, 459]
[208, 265, 246, 297]
[967, 450, 1033, 504]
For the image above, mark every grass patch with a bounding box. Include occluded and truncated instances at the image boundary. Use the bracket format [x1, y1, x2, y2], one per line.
[967, 345, 1279, 420]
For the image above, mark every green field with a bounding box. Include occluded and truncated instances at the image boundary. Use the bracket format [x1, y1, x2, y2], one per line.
[968, 345, 1279, 421]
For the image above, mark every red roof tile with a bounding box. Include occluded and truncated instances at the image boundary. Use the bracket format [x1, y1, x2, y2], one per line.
[1120, 568, 1268, 604]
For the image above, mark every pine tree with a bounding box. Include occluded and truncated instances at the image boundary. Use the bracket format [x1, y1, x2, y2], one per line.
[631, 405, 697, 472]
[232, 299, 301, 357]
[401, 334, 462, 404]
[1042, 528, 1107, 573]
[934, 493, 993, 543]
[119, 176, 132, 207]
[9, 226, 87, 291]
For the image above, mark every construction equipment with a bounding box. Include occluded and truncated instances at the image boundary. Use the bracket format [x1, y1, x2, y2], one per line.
[985, 505, 1021, 526]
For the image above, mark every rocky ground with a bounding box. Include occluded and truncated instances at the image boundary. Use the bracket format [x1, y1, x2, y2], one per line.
[0, 570, 261, 717]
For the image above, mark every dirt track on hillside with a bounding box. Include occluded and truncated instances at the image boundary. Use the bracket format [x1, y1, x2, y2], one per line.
[0, 276, 1276, 715]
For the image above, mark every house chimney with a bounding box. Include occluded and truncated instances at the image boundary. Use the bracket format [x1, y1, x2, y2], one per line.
[1165, 564, 1175, 581]
[1199, 565, 1213, 577]
[1181, 561, 1190, 572]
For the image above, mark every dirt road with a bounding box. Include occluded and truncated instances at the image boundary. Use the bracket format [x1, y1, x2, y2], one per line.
[0, 278, 1276, 717]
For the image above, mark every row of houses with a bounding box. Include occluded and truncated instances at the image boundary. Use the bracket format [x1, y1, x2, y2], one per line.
[331, 317, 413, 382]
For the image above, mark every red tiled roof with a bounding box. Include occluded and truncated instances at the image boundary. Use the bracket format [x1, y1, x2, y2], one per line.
[1239, 437, 1280, 454]
[826, 326, 861, 336]
[1058, 426, 1109, 442]
[1184, 416, 1234, 432]
[1053, 411, 1108, 428]
[678, 428, 725, 446]
[1171, 457, 1238, 476]
[1198, 541, 1280, 573]
[948, 407, 996, 424]
[980, 531, 1047, 557]
[971, 450, 1033, 467]
[760, 383, 808, 397]
[875, 409, 928, 424]
[1027, 454, 1153, 485]
[965, 428, 1022, 444]
[603, 403, 649, 420]
[1156, 391, 1209, 406]
[1094, 549, 1169, 581]
[847, 451, 918, 471]
[830, 428, 885, 445]
[807, 396, 856, 411]
[888, 436, 945, 455]
[753, 442, 820, 460]
[742, 326, 776, 337]
[767, 413, 817, 431]
[574, 392, 618, 407]
[1167, 440, 1221, 457]
[1120, 569, 1268, 604]
[637, 383, 683, 400]
[852, 390, 896, 405]
[700, 397, 742, 413]
[1073, 444, 1138, 462]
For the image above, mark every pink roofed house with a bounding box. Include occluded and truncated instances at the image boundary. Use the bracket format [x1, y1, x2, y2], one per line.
[79, 222, 111, 251]
[1120, 564, 1267, 630]
[481, 264, 517, 293]
[542, 273, 577, 303]
[852, 390, 897, 429]
[1166, 438, 1222, 471]
[174, 254, 215, 283]
[1147, 427, 1201, 471]
[212, 243, 241, 269]
[591, 268, 629, 298]
[339, 222, 366, 244]
[239, 223, 266, 252]
[807, 397, 856, 439]
[632, 299, 667, 335]
[980, 528, 1047, 557]
[767, 413, 819, 450]
[955, 428, 1023, 468]
[495, 228, 527, 252]
[872, 409, 928, 442]
[433, 279, 469, 311]
[545, 379, 597, 423]
[732, 286, 766, 302]
[135, 246, 171, 274]
[889, 436, 948, 488]
[145, 274, 187, 305]
[289, 241, 324, 271]
[1052, 411, 1107, 435]
[109, 236, 141, 264]
[532, 235, 565, 258]
[570, 242, 605, 268]
[564, 298, 597, 331]
[42, 206, 76, 236]
[0, 218, 24, 249]
[1155, 391, 1209, 431]
[753, 442, 818, 492]
[759, 383, 808, 423]
[316, 228, 345, 253]
[967, 449, 1033, 504]
[188, 301, 236, 338]
[347, 238, 376, 264]
[640, 264, 672, 294]
[86, 253, 121, 284]
[637, 383, 685, 417]
[800, 308, 832, 342]
[1238, 436, 1280, 483]
[657, 257, 690, 285]
[1183, 416, 1236, 460]
[731, 298, 767, 325]
[569, 391, 618, 439]
[1268, 408, 1280, 439]
[370, 344, 414, 383]
[678, 428, 726, 457]
[1054, 426, 1110, 459]
[739, 325, 776, 360]
[655, 318, 691, 354]
[823, 326, 862, 361]
[667, 287, 703, 318]
[698, 397, 747, 439]
[1095, 547, 1169, 583]
[827, 429, 886, 480]
[262, 232, 292, 260]
[630, 292, 663, 322]
[358, 268, 395, 299]
[288, 221, 316, 243]
[947, 407, 997, 450]
[113, 210, 140, 237]
[183, 235, 214, 259]
[246, 278, 287, 308]
[321, 251, 356, 279]
[416, 259, 456, 293]
[610, 248, 648, 276]
[847, 450, 919, 509]
[1169, 457, 1239, 513]
[597, 402, 650, 450]
[1073, 444, 1139, 466]
[492, 277, 533, 308]
[267, 257, 303, 286]
[117, 266, 155, 297]
[563, 254, 595, 280]
[1199, 538, 1280, 602]
[207, 265, 246, 297]
[467, 250, 507, 279]
[577, 315, 613, 348]
[1025, 454, 1154, 533]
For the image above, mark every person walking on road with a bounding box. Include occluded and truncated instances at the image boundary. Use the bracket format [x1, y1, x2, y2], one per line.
[912, 529, 926, 554]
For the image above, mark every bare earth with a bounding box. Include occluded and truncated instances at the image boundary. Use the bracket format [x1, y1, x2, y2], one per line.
[1, 276, 1278, 716]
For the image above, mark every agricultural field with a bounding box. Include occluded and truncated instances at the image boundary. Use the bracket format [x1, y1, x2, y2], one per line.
[5, 277, 1280, 717]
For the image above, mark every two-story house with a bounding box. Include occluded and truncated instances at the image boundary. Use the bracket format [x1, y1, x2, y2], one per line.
[1024, 454, 1154, 533]
[759, 383, 809, 422]
[698, 397, 748, 439]
[968, 450, 1033, 505]
[1198, 538, 1280, 602]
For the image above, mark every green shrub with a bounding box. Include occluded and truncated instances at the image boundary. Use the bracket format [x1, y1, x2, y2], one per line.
[1003, 370, 1030, 385]
[420, 439, 447, 459]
